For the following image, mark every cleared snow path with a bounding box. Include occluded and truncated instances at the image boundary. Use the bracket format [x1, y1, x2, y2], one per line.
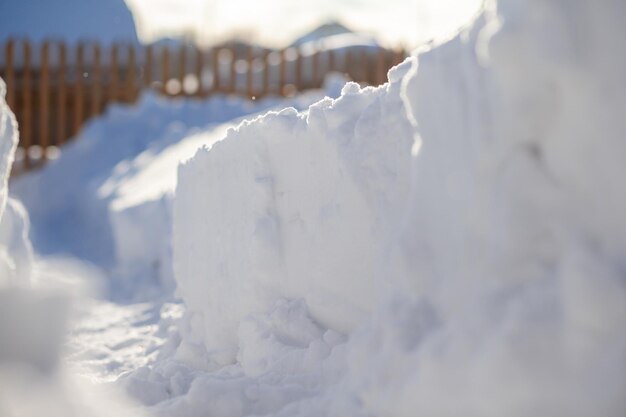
[65, 300, 183, 383]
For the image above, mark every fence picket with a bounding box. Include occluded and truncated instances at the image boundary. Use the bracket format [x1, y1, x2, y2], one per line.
[144, 44, 153, 88]
[22, 40, 33, 169]
[91, 43, 102, 116]
[73, 43, 85, 137]
[212, 47, 220, 92]
[57, 43, 67, 146]
[160, 46, 170, 95]
[39, 42, 50, 159]
[246, 46, 254, 98]
[127, 44, 137, 101]
[110, 44, 120, 100]
[178, 44, 186, 96]
[229, 48, 236, 94]
[195, 46, 204, 96]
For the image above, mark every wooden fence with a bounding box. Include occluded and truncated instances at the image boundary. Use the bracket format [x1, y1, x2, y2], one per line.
[1, 39, 407, 174]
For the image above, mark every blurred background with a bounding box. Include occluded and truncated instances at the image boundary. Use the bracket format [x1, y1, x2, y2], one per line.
[1, 0, 483, 48]
[1, 0, 483, 174]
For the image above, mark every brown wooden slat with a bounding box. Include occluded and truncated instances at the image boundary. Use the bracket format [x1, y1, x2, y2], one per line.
[144, 44, 153, 88]
[127, 44, 137, 101]
[262, 49, 270, 97]
[246, 45, 254, 98]
[56, 42, 67, 146]
[327, 49, 335, 74]
[311, 50, 319, 88]
[344, 50, 352, 80]
[90, 43, 102, 116]
[376, 48, 386, 85]
[39, 41, 50, 158]
[229, 47, 236, 94]
[110, 44, 120, 100]
[195, 46, 204, 96]
[73, 43, 85, 137]
[161, 46, 170, 95]
[360, 50, 369, 84]
[178, 44, 186, 96]
[212, 47, 220, 92]
[22, 40, 33, 168]
[278, 49, 286, 96]
[294, 48, 302, 91]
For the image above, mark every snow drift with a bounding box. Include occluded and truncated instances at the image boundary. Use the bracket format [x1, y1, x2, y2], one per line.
[174, 68, 415, 365]
[165, 0, 626, 415]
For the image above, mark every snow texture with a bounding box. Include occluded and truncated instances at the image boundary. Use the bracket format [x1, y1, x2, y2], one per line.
[174, 67, 415, 365]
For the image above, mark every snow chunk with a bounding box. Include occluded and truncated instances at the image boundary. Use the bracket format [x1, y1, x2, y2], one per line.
[173, 68, 414, 364]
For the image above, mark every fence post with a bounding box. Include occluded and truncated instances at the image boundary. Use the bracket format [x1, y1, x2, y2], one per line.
[344, 50, 352, 80]
[90, 42, 102, 116]
[246, 45, 254, 98]
[110, 44, 120, 101]
[22, 40, 33, 168]
[278, 49, 286, 96]
[178, 44, 186, 96]
[195, 46, 204, 96]
[228, 47, 236, 94]
[39, 41, 50, 159]
[73, 43, 85, 137]
[144, 44, 153, 88]
[376, 48, 386, 85]
[327, 49, 335, 74]
[212, 47, 220, 93]
[262, 49, 269, 97]
[56, 42, 67, 146]
[360, 50, 369, 84]
[127, 44, 137, 101]
[161, 46, 170, 95]
[294, 47, 302, 91]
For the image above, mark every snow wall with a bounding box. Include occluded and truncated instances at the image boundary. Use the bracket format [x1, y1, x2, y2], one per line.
[172, 0, 626, 414]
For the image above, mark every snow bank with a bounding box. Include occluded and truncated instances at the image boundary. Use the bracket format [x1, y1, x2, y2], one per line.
[165, 0, 625, 415]
[174, 68, 414, 364]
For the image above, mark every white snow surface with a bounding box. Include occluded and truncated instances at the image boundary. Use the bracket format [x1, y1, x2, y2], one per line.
[2, 0, 626, 416]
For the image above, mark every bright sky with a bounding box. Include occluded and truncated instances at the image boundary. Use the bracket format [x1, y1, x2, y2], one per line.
[125, 0, 483, 48]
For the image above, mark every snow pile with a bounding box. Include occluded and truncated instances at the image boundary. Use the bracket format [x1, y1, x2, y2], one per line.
[11, 89, 333, 298]
[162, 0, 626, 415]
[174, 67, 415, 364]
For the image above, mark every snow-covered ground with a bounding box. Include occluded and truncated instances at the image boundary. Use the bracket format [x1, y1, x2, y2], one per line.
[2, 0, 626, 416]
